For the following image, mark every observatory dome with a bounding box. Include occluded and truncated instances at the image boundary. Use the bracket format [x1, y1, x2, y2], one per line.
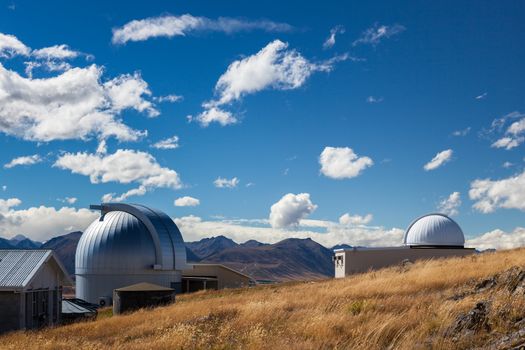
[403, 213, 465, 247]
[75, 203, 187, 304]
[76, 210, 158, 272]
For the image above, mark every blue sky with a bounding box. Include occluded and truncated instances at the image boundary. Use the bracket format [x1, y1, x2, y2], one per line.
[0, 1, 524, 248]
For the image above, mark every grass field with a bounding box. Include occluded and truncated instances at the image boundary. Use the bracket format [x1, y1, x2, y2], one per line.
[1, 248, 525, 349]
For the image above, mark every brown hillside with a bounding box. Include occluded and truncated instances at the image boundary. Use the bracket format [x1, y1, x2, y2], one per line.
[2, 248, 525, 349]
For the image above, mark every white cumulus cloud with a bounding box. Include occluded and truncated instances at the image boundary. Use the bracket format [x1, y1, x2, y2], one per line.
[0, 198, 98, 242]
[0, 197, 21, 212]
[319, 146, 373, 179]
[0, 33, 30, 58]
[269, 193, 317, 228]
[112, 14, 293, 44]
[214, 177, 239, 188]
[174, 196, 200, 207]
[212, 40, 341, 106]
[54, 149, 182, 202]
[469, 170, 525, 213]
[31, 44, 79, 60]
[437, 191, 461, 216]
[190, 40, 350, 126]
[492, 137, 524, 150]
[104, 72, 159, 117]
[466, 227, 525, 251]
[486, 111, 525, 150]
[423, 149, 453, 171]
[189, 107, 237, 127]
[25, 44, 91, 77]
[4, 154, 42, 169]
[0, 63, 155, 142]
[339, 213, 373, 226]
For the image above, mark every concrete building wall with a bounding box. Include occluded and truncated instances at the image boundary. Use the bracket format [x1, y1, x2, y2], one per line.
[183, 264, 251, 289]
[335, 247, 476, 277]
[0, 291, 21, 333]
[76, 271, 182, 305]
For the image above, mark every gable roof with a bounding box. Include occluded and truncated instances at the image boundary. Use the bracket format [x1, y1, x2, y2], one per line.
[0, 250, 72, 291]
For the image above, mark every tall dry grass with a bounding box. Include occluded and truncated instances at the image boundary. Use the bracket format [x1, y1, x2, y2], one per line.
[1, 248, 525, 349]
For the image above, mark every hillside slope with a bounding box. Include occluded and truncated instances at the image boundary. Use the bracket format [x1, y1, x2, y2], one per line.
[2, 248, 525, 349]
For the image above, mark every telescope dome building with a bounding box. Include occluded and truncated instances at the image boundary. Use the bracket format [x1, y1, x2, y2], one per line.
[334, 213, 475, 278]
[76, 203, 188, 305]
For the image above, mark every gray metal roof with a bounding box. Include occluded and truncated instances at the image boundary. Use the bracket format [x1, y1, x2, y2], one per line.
[62, 299, 96, 314]
[0, 250, 71, 290]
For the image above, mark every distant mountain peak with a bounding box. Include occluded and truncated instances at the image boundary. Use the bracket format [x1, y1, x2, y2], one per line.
[186, 235, 239, 260]
[8, 234, 42, 249]
[240, 240, 267, 248]
[9, 234, 28, 243]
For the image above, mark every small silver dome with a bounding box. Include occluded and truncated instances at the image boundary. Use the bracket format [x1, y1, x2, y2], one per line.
[403, 213, 465, 247]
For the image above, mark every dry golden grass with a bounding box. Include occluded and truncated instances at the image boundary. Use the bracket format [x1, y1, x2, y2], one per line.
[2, 248, 525, 349]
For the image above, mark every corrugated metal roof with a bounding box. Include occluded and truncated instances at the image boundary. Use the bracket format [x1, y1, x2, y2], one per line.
[62, 299, 96, 314]
[0, 250, 50, 289]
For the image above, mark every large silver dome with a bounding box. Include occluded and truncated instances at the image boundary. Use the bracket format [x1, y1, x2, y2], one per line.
[75, 203, 187, 304]
[403, 213, 465, 247]
[76, 211, 157, 273]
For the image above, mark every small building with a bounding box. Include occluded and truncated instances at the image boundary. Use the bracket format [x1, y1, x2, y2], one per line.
[0, 250, 72, 333]
[113, 282, 175, 315]
[334, 213, 476, 278]
[61, 299, 98, 323]
[182, 263, 253, 293]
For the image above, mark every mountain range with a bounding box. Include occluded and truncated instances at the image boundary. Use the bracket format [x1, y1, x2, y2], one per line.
[0, 233, 339, 282]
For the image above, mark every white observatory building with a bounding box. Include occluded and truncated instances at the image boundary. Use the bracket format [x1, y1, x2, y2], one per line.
[76, 203, 188, 305]
[334, 213, 476, 278]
